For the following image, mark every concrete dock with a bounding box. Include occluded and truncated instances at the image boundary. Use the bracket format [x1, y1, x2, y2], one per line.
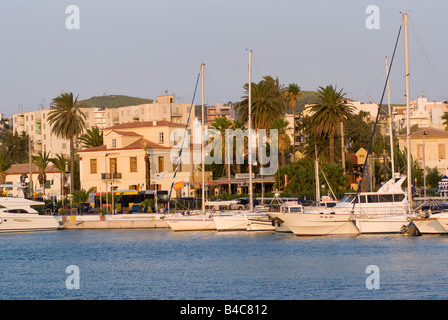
[58, 213, 169, 230]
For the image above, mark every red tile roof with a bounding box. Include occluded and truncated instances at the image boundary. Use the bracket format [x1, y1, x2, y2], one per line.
[77, 138, 170, 153]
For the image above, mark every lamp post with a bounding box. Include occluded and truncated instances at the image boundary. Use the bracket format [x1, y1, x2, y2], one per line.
[423, 131, 428, 198]
[105, 153, 109, 213]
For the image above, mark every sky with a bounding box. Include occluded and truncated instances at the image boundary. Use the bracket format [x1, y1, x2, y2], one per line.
[1, 0, 448, 117]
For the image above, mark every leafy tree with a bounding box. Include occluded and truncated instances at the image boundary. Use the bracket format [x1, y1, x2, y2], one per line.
[48, 92, 86, 194]
[426, 167, 443, 189]
[0, 152, 12, 194]
[0, 131, 30, 164]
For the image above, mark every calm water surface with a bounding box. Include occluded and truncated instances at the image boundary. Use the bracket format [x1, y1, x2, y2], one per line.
[1, 229, 447, 300]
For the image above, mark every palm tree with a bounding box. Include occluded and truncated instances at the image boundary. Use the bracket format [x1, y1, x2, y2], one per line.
[51, 153, 68, 201]
[143, 142, 151, 190]
[79, 126, 103, 148]
[48, 92, 86, 194]
[211, 117, 234, 192]
[271, 118, 292, 167]
[0, 152, 12, 195]
[32, 151, 52, 196]
[306, 85, 355, 164]
[284, 83, 302, 160]
[234, 75, 287, 130]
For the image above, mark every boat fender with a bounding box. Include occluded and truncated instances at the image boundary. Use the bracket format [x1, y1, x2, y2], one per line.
[271, 220, 276, 227]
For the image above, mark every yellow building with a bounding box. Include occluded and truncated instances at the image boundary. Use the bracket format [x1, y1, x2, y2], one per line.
[398, 127, 448, 174]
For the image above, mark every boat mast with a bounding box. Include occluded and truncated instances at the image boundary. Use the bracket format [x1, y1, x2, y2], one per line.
[315, 144, 320, 205]
[385, 56, 395, 180]
[248, 50, 254, 212]
[404, 13, 412, 213]
[201, 63, 205, 214]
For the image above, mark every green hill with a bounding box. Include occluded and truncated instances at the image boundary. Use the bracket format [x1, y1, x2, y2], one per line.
[79, 95, 154, 109]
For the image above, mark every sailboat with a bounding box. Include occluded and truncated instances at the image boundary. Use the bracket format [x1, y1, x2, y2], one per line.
[164, 63, 219, 232]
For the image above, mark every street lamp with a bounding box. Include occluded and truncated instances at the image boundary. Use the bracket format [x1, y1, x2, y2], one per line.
[105, 153, 109, 212]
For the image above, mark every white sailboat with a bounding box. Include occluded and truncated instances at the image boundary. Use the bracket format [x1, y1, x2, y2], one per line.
[164, 63, 218, 232]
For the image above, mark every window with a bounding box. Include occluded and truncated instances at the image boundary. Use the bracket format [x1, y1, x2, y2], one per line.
[62, 143, 66, 149]
[129, 185, 138, 190]
[111, 138, 117, 148]
[110, 158, 117, 174]
[159, 132, 164, 144]
[158, 156, 164, 172]
[130, 157, 137, 172]
[90, 159, 97, 173]
[439, 144, 446, 160]
[417, 144, 423, 160]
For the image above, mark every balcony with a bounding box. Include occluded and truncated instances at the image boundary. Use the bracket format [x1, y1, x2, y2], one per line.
[101, 172, 122, 180]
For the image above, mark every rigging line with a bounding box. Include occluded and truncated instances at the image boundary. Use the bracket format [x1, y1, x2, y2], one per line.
[204, 65, 220, 106]
[164, 69, 201, 214]
[409, 18, 447, 98]
[350, 21, 403, 216]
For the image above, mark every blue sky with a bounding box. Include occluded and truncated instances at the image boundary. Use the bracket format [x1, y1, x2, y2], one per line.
[1, 0, 447, 117]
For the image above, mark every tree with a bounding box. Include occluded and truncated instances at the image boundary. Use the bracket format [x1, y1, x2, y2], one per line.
[284, 83, 302, 160]
[51, 153, 68, 200]
[0, 131, 30, 164]
[48, 92, 86, 194]
[271, 117, 291, 167]
[79, 126, 103, 148]
[32, 151, 52, 196]
[0, 152, 12, 195]
[442, 112, 448, 131]
[306, 85, 355, 163]
[211, 117, 234, 192]
[143, 142, 151, 190]
[234, 76, 287, 130]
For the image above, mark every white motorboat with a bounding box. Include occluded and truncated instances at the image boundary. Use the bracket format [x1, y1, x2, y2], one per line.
[269, 176, 411, 236]
[0, 197, 60, 233]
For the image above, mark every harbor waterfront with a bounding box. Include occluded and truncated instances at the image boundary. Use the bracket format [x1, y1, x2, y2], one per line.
[1, 228, 448, 300]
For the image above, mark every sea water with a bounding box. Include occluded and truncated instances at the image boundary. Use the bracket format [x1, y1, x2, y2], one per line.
[0, 229, 447, 300]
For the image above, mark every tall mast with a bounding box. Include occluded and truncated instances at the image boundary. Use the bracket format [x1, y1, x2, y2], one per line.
[385, 56, 395, 179]
[404, 13, 412, 213]
[248, 50, 253, 212]
[201, 63, 205, 214]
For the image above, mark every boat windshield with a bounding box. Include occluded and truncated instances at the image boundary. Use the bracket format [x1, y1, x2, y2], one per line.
[288, 206, 302, 213]
[340, 194, 355, 203]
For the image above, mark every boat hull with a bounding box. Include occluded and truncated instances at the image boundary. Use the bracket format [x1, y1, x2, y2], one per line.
[213, 215, 247, 231]
[412, 217, 448, 234]
[246, 217, 275, 231]
[354, 216, 410, 234]
[0, 214, 60, 233]
[164, 215, 216, 231]
[268, 213, 359, 236]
